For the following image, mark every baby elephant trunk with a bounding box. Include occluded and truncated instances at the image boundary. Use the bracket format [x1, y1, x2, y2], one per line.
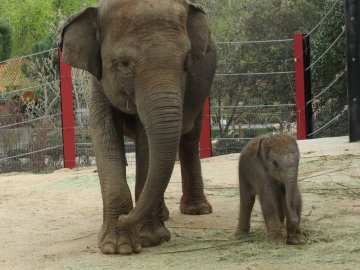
[285, 175, 300, 224]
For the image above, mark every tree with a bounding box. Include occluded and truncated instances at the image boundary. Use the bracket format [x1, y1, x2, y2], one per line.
[0, 19, 13, 61]
[0, 0, 98, 57]
[197, 0, 322, 147]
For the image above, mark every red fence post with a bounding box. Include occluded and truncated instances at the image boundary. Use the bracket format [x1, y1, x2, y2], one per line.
[200, 97, 212, 158]
[294, 33, 313, 140]
[59, 50, 76, 169]
[294, 33, 308, 140]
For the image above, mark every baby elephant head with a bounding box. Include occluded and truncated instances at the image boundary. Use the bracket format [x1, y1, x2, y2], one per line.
[257, 135, 300, 183]
[257, 135, 301, 224]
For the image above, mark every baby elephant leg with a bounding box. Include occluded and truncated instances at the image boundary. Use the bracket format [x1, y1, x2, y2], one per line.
[260, 191, 284, 244]
[236, 180, 255, 237]
[283, 192, 306, 245]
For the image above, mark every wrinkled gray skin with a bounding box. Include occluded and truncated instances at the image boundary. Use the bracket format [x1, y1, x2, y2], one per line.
[60, 0, 216, 254]
[236, 134, 306, 245]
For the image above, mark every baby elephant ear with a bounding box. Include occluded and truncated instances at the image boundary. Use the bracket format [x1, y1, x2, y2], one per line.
[60, 7, 102, 80]
[185, 0, 206, 14]
[257, 138, 269, 164]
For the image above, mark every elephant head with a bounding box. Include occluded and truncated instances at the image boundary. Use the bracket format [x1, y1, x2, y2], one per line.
[60, 0, 211, 228]
[257, 135, 301, 224]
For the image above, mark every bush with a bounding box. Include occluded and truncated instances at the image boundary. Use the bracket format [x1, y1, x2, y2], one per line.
[0, 19, 13, 61]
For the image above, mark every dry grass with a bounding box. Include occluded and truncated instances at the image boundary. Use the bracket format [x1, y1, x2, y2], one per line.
[1, 143, 359, 269]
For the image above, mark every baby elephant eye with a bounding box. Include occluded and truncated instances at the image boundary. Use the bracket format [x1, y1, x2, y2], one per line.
[121, 61, 130, 68]
[273, 160, 280, 169]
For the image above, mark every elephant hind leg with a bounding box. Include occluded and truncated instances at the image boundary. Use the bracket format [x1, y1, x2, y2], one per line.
[179, 113, 212, 215]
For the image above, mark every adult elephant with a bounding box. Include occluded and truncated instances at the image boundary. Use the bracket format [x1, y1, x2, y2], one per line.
[60, 0, 216, 254]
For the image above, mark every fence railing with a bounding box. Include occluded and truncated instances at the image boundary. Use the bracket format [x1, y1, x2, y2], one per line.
[209, 104, 296, 156]
[0, 11, 351, 172]
[0, 49, 63, 173]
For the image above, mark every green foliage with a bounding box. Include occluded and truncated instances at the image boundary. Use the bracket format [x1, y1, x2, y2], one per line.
[0, 19, 13, 61]
[3, 0, 54, 55]
[53, 0, 98, 16]
[21, 36, 59, 81]
[32, 36, 57, 53]
[0, 0, 98, 57]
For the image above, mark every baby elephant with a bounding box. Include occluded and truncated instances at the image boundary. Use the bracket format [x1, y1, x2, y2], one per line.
[236, 134, 306, 245]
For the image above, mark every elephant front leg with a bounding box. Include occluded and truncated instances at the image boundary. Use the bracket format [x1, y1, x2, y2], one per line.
[179, 114, 212, 215]
[90, 93, 140, 254]
[236, 179, 255, 237]
[259, 187, 284, 244]
[283, 189, 306, 245]
[134, 121, 170, 247]
[98, 183, 141, 254]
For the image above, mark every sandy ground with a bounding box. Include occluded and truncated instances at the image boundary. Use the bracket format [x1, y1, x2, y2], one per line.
[1, 136, 360, 270]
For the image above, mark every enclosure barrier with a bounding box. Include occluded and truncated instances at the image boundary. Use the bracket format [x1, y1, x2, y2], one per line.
[345, 0, 360, 142]
[59, 50, 75, 169]
[1, 0, 355, 172]
[293, 34, 313, 140]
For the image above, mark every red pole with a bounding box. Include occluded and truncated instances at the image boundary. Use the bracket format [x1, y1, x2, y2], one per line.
[294, 33, 307, 140]
[59, 50, 76, 169]
[200, 97, 212, 158]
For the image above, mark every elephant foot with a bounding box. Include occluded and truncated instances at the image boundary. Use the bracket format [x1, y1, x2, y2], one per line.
[98, 222, 141, 254]
[267, 231, 284, 245]
[138, 219, 171, 247]
[180, 196, 212, 215]
[286, 233, 307, 245]
[235, 228, 250, 239]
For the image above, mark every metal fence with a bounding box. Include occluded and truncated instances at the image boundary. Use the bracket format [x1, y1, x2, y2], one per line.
[0, 49, 64, 173]
[0, 49, 135, 173]
[0, 0, 348, 173]
[210, 104, 296, 156]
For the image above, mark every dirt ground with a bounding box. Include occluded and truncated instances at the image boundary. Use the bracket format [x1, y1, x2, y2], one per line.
[1, 136, 360, 270]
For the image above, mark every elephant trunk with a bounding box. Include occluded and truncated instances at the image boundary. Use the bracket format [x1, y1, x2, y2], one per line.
[118, 86, 182, 228]
[284, 173, 299, 224]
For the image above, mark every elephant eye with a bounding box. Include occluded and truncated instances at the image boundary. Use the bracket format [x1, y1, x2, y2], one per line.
[112, 58, 134, 78]
[121, 61, 129, 68]
[273, 160, 280, 169]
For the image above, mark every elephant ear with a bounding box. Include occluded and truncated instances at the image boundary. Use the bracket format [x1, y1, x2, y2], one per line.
[59, 7, 102, 80]
[185, 0, 206, 14]
[186, 1, 211, 60]
[257, 138, 271, 170]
